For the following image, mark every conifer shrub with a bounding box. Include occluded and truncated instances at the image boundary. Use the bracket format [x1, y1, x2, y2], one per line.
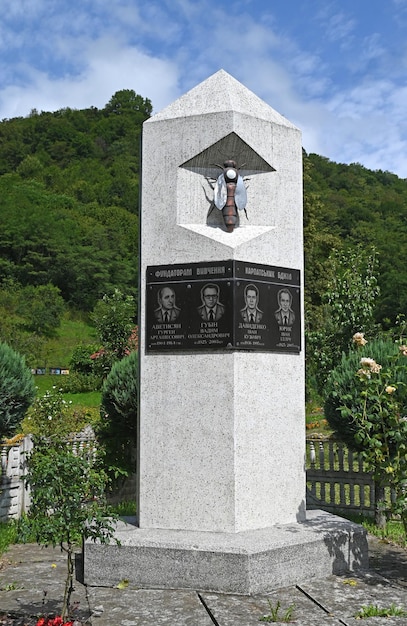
[99, 351, 138, 480]
[0, 342, 36, 437]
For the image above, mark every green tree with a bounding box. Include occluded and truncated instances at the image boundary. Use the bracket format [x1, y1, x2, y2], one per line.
[16, 155, 44, 180]
[0, 342, 36, 437]
[91, 289, 136, 374]
[104, 89, 152, 118]
[69, 344, 100, 374]
[307, 246, 379, 396]
[303, 154, 342, 400]
[18, 283, 65, 337]
[99, 351, 138, 480]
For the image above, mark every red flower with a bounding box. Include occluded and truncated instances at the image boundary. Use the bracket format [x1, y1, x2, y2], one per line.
[36, 616, 73, 626]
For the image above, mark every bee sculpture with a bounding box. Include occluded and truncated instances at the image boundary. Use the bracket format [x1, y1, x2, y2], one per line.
[213, 160, 248, 232]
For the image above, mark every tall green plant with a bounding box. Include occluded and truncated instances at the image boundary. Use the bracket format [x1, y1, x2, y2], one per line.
[0, 342, 36, 437]
[91, 289, 136, 376]
[307, 247, 379, 396]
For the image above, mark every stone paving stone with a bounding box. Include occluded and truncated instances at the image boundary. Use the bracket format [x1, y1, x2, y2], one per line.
[201, 587, 343, 625]
[298, 571, 407, 625]
[1, 538, 406, 625]
[0, 544, 90, 622]
[87, 587, 214, 626]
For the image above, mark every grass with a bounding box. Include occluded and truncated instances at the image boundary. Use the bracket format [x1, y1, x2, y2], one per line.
[31, 312, 101, 410]
[354, 603, 407, 619]
[111, 501, 137, 516]
[0, 501, 137, 557]
[33, 375, 101, 409]
[259, 600, 296, 623]
[0, 521, 18, 555]
[344, 513, 407, 547]
[40, 313, 97, 369]
[62, 391, 101, 409]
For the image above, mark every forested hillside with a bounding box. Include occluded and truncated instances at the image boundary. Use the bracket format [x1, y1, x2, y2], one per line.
[0, 90, 151, 311]
[0, 89, 406, 334]
[304, 154, 407, 327]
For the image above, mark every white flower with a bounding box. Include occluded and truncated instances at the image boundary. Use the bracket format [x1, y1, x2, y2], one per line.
[353, 332, 367, 346]
[357, 368, 371, 379]
[360, 357, 382, 374]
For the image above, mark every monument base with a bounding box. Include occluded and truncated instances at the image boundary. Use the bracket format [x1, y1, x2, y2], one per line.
[83, 510, 368, 594]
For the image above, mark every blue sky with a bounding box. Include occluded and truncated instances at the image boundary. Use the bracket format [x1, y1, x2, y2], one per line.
[1, 0, 407, 176]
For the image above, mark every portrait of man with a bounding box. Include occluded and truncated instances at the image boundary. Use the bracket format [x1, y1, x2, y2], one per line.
[240, 284, 263, 323]
[274, 288, 295, 325]
[197, 283, 225, 321]
[154, 286, 181, 322]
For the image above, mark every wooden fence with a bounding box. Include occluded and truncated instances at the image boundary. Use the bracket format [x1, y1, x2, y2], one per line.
[0, 432, 389, 522]
[306, 435, 394, 517]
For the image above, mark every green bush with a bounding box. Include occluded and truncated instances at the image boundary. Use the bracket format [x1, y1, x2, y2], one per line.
[325, 335, 407, 532]
[69, 344, 100, 374]
[21, 387, 98, 437]
[0, 342, 36, 437]
[99, 351, 138, 479]
[56, 372, 102, 394]
[324, 337, 407, 450]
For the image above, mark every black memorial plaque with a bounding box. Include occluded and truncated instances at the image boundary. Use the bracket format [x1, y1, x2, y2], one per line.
[234, 261, 301, 353]
[146, 261, 234, 352]
[146, 260, 301, 354]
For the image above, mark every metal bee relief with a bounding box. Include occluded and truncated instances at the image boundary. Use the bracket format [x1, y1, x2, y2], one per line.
[213, 160, 247, 232]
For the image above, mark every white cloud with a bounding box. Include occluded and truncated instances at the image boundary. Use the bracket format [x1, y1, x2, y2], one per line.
[0, 39, 179, 119]
[325, 11, 356, 44]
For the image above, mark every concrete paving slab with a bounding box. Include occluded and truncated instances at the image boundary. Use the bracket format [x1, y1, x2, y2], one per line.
[87, 588, 214, 626]
[0, 544, 90, 622]
[201, 587, 343, 625]
[298, 571, 407, 625]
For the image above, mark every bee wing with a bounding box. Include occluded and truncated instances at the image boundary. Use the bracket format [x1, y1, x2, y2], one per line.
[214, 174, 227, 209]
[235, 176, 247, 210]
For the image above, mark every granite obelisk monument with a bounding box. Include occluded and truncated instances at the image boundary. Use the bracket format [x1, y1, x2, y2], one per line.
[139, 69, 305, 532]
[84, 71, 368, 592]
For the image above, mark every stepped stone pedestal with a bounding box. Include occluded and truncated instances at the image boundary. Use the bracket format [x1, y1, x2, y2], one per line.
[84, 70, 368, 591]
[84, 511, 368, 592]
